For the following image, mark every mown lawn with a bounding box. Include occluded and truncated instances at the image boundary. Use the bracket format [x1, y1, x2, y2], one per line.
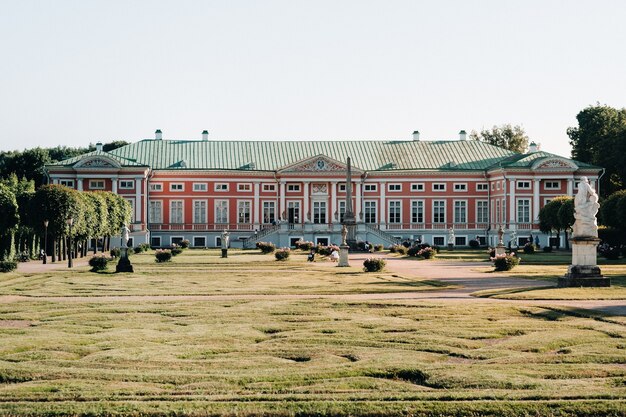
[0, 249, 625, 416]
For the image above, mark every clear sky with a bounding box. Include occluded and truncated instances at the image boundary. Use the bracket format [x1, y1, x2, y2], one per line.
[1, 0, 625, 157]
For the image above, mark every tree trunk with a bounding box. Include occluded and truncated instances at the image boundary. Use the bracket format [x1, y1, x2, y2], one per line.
[61, 237, 66, 261]
[52, 240, 57, 263]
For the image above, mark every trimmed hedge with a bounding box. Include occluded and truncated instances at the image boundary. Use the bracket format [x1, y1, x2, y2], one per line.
[493, 253, 520, 271]
[274, 248, 290, 261]
[363, 257, 386, 272]
[155, 250, 172, 263]
[88, 255, 109, 272]
[256, 241, 276, 254]
[0, 260, 17, 273]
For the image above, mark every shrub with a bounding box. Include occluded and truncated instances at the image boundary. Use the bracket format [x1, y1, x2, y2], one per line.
[523, 242, 536, 254]
[256, 241, 276, 254]
[133, 246, 144, 254]
[407, 246, 420, 257]
[600, 246, 621, 260]
[274, 247, 290, 261]
[488, 248, 496, 258]
[155, 249, 172, 263]
[492, 253, 520, 271]
[469, 239, 480, 249]
[180, 239, 190, 249]
[171, 245, 183, 256]
[374, 244, 384, 252]
[88, 255, 109, 272]
[317, 244, 339, 256]
[110, 247, 121, 258]
[418, 247, 436, 259]
[389, 244, 407, 255]
[0, 260, 17, 273]
[295, 240, 314, 251]
[356, 241, 366, 251]
[543, 245, 553, 253]
[363, 257, 386, 272]
[140, 243, 151, 252]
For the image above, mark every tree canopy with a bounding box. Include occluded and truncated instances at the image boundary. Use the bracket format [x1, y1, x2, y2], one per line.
[469, 124, 530, 153]
[567, 104, 626, 196]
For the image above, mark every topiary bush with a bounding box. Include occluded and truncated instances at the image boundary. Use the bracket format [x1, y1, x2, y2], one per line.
[523, 242, 536, 254]
[110, 247, 121, 258]
[256, 241, 276, 254]
[374, 244, 384, 252]
[295, 240, 314, 251]
[389, 244, 407, 255]
[418, 247, 436, 259]
[492, 253, 520, 271]
[180, 239, 190, 249]
[363, 257, 386, 272]
[88, 255, 109, 272]
[469, 239, 480, 249]
[274, 247, 290, 261]
[0, 260, 17, 273]
[155, 249, 172, 263]
[171, 245, 183, 256]
[407, 246, 420, 257]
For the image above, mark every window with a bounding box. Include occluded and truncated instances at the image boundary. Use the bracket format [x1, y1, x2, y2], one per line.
[496, 199, 501, 223]
[90, 180, 105, 189]
[411, 200, 424, 223]
[364, 184, 377, 192]
[171, 237, 184, 246]
[287, 201, 300, 223]
[170, 201, 183, 224]
[338, 183, 347, 192]
[454, 201, 467, 223]
[517, 181, 531, 189]
[262, 183, 276, 192]
[238, 201, 251, 223]
[545, 181, 560, 189]
[433, 236, 445, 246]
[364, 201, 377, 223]
[170, 183, 184, 191]
[501, 198, 506, 223]
[215, 183, 228, 192]
[496, 182, 500, 190]
[313, 201, 326, 224]
[150, 183, 163, 191]
[455, 236, 467, 246]
[193, 237, 206, 247]
[476, 183, 488, 191]
[60, 179, 75, 188]
[149, 201, 162, 223]
[453, 183, 467, 192]
[119, 180, 134, 189]
[287, 184, 301, 192]
[215, 200, 228, 224]
[262, 201, 276, 224]
[433, 200, 445, 223]
[338, 201, 346, 222]
[238, 183, 252, 192]
[193, 200, 207, 224]
[476, 201, 489, 224]
[150, 236, 161, 247]
[411, 183, 424, 192]
[433, 183, 446, 192]
[517, 199, 531, 223]
[491, 183, 494, 191]
[388, 184, 401, 192]
[388, 201, 401, 223]
[193, 183, 208, 192]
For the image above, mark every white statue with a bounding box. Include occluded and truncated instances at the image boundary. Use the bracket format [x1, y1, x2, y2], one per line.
[572, 177, 600, 238]
[220, 230, 230, 249]
[121, 225, 130, 248]
[447, 227, 455, 245]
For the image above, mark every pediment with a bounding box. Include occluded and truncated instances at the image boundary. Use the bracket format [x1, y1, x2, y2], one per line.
[278, 154, 364, 174]
[532, 157, 577, 171]
[73, 155, 122, 169]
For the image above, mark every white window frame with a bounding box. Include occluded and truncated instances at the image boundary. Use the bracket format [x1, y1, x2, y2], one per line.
[476, 200, 489, 224]
[262, 201, 276, 224]
[170, 200, 184, 224]
[151, 236, 161, 247]
[60, 179, 75, 188]
[476, 183, 488, 191]
[193, 182, 208, 192]
[214, 183, 229, 192]
[170, 183, 184, 192]
[150, 183, 163, 191]
[125, 198, 135, 222]
[262, 183, 276, 192]
[89, 180, 105, 189]
[454, 200, 467, 223]
[411, 200, 424, 224]
[193, 236, 206, 248]
[433, 200, 446, 223]
[119, 180, 134, 190]
[237, 200, 252, 224]
[312, 200, 326, 224]
[545, 181, 560, 190]
[287, 184, 301, 192]
[387, 183, 402, 192]
[453, 183, 467, 192]
[433, 236, 445, 246]
[516, 181, 531, 190]
[496, 182, 501, 190]
[238, 183, 252, 192]
[517, 198, 531, 223]
[433, 183, 446, 192]
[149, 200, 163, 224]
[170, 236, 184, 246]
[364, 184, 377, 192]
[364, 200, 377, 224]
[455, 236, 467, 246]
[215, 200, 229, 224]
[411, 183, 424, 192]
[192, 199, 207, 224]
[388, 200, 401, 223]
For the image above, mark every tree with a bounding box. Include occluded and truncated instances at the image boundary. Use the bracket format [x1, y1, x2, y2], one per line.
[0, 183, 20, 260]
[599, 190, 626, 229]
[470, 124, 530, 153]
[538, 196, 573, 249]
[567, 104, 626, 196]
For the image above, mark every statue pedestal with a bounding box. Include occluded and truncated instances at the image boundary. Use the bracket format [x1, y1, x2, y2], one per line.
[494, 245, 506, 256]
[559, 238, 609, 287]
[338, 245, 350, 267]
[115, 247, 134, 273]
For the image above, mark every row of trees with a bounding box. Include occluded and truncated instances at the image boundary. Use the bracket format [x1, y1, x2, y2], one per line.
[0, 178, 131, 264]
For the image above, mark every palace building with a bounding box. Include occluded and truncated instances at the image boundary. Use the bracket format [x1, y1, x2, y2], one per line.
[45, 130, 602, 249]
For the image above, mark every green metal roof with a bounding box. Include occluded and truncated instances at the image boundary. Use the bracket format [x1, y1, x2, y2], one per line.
[497, 151, 599, 169]
[49, 150, 148, 168]
[47, 139, 599, 172]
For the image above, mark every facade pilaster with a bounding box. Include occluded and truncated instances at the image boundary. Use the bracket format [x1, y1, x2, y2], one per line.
[567, 178, 574, 196]
[135, 178, 142, 223]
[77, 178, 83, 191]
[330, 181, 337, 222]
[303, 181, 310, 222]
[279, 181, 286, 220]
[253, 182, 260, 228]
[509, 179, 516, 228]
[355, 182, 361, 221]
[112, 178, 118, 194]
[379, 182, 386, 228]
[533, 179, 540, 222]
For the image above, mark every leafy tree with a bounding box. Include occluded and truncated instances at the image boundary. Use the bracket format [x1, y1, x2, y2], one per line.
[470, 124, 530, 153]
[0, 184, 19, 260]
[599, 190, 626, 229]
[101, 141, 129, 152]
[567, 104, 626, 196]
[538, 196, 572, 249]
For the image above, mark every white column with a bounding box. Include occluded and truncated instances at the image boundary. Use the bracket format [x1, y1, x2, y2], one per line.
[279, 181, 286, 221]
[112, 178, 118, 194]
[330, 182, 337, 222]
[567, 178, 574, 196]
[303, 182, 310, 222]
[355, 182, 362, 222]
[533, 179, 540, 222]
[509, 179, 516, 228]
[253, 183, 260, 227]
[379, 182, 386, 227]
[77, 178, 84, 191]
[135, 178, 142, 223]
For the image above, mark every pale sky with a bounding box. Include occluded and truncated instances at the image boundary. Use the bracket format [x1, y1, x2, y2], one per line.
[1, 0, 625, 157]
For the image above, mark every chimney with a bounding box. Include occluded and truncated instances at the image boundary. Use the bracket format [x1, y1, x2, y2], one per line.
[459, 130, 467, 141]
[202, 130, 209, 141]
[155, 129, 162, 140]
[529, 141, 537, 153]
[412, 130, 420, 141]
[95, 142, 103, 152]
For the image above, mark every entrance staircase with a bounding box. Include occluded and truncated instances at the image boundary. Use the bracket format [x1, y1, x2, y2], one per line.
[362, 224, 402, 247]
[242, 225, 279, 249]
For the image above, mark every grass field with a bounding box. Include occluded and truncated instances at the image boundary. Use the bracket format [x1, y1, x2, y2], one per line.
[0, 249, 625, 416]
